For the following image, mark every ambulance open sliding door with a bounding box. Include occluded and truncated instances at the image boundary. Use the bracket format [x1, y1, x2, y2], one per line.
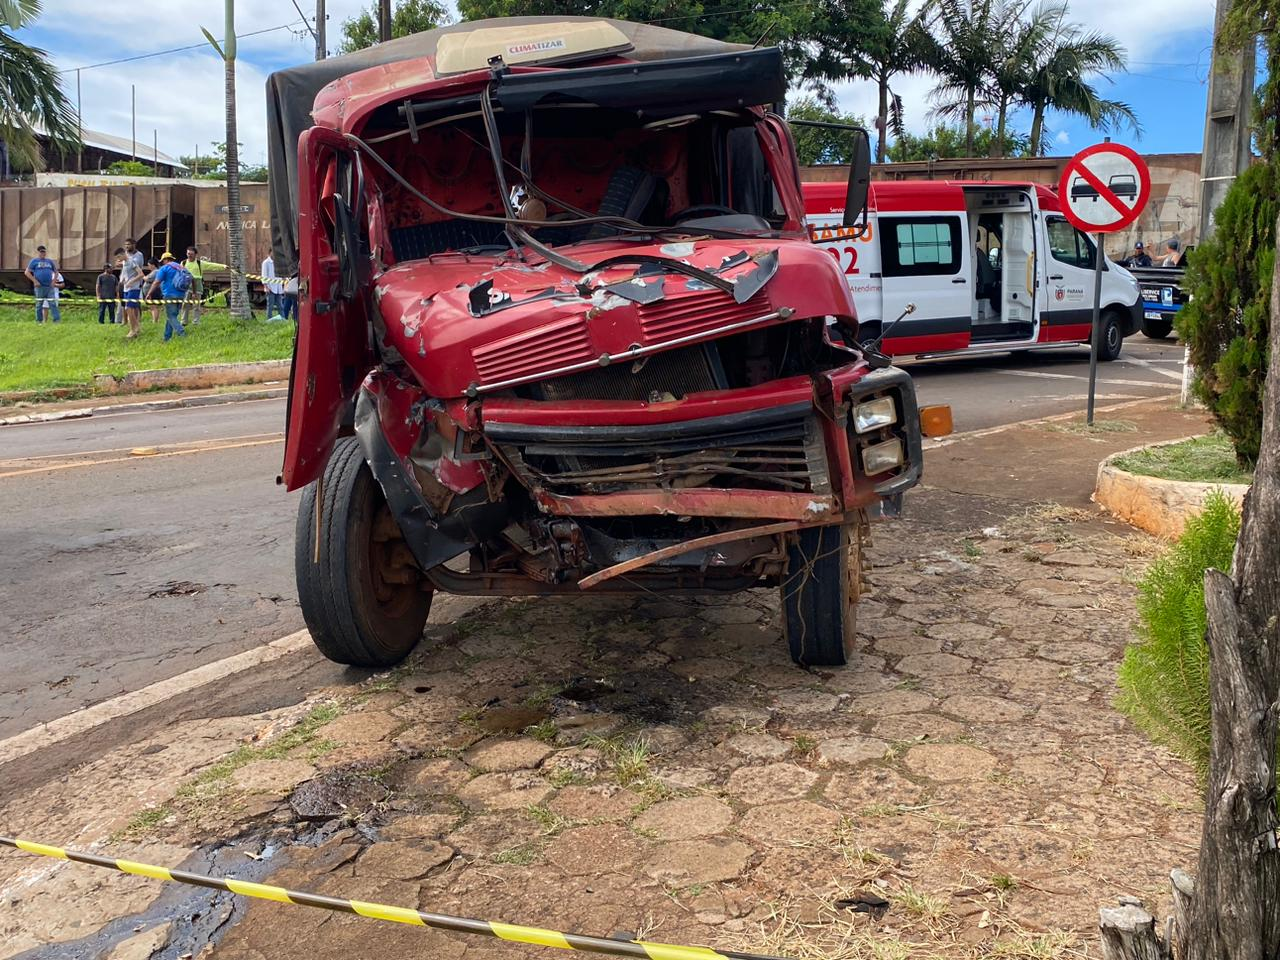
[1001, 208, 1035, 328]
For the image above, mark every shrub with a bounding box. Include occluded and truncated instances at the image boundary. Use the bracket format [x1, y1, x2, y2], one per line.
[1176, 162, 1277, 467]
[1116, 491, 1241, 783]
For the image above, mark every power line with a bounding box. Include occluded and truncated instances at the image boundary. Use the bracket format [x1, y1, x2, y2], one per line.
[57, 21, 305, 74]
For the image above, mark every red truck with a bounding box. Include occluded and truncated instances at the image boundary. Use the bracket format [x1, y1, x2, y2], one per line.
[266, 17, 947, 670]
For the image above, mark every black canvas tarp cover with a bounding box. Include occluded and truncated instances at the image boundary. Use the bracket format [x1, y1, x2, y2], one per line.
[265, 16, 750, 276]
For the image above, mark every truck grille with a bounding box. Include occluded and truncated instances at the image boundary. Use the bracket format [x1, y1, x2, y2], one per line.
[472, 316, 594, 384]
[497, 410, 830, 496]
[638, 290, 770, 340]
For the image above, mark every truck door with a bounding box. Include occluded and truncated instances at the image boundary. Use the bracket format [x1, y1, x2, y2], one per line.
[1040, 215, 1097, 343]
[281, 128, 375, 491]
[878, 214, 971, 353]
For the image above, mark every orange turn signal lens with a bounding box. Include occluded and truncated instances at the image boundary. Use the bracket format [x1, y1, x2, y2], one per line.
[919, 404, 953, 438]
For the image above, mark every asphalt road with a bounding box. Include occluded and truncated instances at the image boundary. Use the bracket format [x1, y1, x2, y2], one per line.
[0, 335, 1183, 743]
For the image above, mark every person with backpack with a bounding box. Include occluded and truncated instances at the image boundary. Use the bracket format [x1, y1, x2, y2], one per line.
[146, 252, 192, 341]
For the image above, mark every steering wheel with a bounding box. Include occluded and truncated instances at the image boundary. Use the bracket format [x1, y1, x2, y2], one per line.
[670, 204, 738, 222]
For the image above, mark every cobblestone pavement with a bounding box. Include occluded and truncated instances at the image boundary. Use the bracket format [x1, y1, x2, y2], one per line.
[0, 404, 1213, 960]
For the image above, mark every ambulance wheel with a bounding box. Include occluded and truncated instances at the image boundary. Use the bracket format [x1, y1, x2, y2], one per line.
[781, 522, 861, 667]
[1141, 316, 1173, 339]
[295, 437, 432, 668]
[1097, 312, 1124, 362]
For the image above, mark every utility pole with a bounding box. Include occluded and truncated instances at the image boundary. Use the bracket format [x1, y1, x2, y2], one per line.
[1197, 0, 1255, 241]
[378, 0, 392, 42]
[131, 84, 136, 160]
[315, 0, 326, 59]
[75, 69, 82, 173]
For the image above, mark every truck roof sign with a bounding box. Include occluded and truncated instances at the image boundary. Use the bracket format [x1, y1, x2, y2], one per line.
[1058, 142, 1150, 234]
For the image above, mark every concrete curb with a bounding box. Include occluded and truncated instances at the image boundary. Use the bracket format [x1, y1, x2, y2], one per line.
[1093, 437, 1250, 538]
[0, 387, 288, 426]
[92, 359, 291, 395]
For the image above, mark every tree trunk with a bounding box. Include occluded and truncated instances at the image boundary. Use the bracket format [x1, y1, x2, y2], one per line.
[965, 86, 975, 157]
[224, 62, 250, 320]
[877, 72, 889, 164]
[1099, 900, 1169, 960]
[1178, 210, 1280, 960]
[1029, 103, 1045, 158]
[991, 99, 1007, 158]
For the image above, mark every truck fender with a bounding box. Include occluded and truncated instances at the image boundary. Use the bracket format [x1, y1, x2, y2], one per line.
[353, 382, 508, 573]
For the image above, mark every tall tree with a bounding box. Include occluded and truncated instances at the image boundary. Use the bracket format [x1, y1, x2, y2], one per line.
[1179, 1, 1279, 952]
[0, 0, 80, 172]
[1017, 5, 1136, 156]
[339, 0, 450, 53]
[984, 0, 1047, 157]
[786, 97, 868, 165]
[202, 3, 251, 321]
[802, 0, 929, 163]
[918, 0, 1002, 158]
[887, 121, 1028, 160]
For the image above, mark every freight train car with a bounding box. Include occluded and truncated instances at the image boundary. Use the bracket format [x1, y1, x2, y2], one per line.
[0, 182, 271, 295]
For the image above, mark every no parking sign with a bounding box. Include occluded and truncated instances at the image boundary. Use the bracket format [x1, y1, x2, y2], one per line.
[1057, 142, 1150, 234]
[1057, 142, 1151, 423]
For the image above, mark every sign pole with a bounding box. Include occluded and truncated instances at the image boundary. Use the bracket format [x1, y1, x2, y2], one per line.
[1087, 232, 1105, 425]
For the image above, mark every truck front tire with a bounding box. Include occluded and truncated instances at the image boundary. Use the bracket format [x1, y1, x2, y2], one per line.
[295, 437, 432, 668]
[781, 523, 861, 667]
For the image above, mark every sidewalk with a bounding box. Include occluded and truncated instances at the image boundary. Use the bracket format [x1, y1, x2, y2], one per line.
[0, 398, 1213, 960]
[0, 379, 288, 425]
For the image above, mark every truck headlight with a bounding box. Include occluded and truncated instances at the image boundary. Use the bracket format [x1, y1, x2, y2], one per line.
[853, 396, 897, 433]
[861, 437, 904, 475]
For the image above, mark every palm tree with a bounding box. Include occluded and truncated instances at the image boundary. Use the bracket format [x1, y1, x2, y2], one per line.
[800, 0, 930, 163]
[202, 1, 251, 320]
[984, 0, 1048, 157]
[0, 0, 80, 172]
[919, 0, 1003, 158]
[1018, 4, 1137, 156]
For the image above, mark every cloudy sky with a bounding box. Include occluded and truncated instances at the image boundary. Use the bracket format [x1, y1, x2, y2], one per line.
[22, 0, 1221, 168]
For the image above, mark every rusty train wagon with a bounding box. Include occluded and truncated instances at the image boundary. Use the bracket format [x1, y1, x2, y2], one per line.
[0, 182, 271, 294]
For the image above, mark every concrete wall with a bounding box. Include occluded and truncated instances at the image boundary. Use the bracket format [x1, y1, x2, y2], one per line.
[803, 152, 1202, 260]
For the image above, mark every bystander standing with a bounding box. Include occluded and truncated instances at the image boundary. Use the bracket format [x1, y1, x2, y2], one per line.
[261, 254, 284, 320]
[118, 240, 145, 338]
[181, 245, 226, 326]
[96, 263, 119, 324]
[146, 252, 191, 342]
[281, 274, 298, 321]
[23, 244, 61, 324]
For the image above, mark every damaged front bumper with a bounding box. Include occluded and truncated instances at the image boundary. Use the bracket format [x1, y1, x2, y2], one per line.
[353, 360, 924, 582]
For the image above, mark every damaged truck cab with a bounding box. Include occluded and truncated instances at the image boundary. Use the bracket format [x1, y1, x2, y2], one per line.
[269, 18, 946, 670]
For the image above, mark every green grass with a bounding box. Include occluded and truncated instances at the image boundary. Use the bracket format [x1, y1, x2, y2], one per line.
[1047, 418, 1139, 435]
[174, 702, 341, 807]
[1113, 434, 1254, 485]
[0, 304, 293, 393]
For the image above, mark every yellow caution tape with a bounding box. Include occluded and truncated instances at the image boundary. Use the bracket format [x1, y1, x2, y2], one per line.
[0, 836, 790, 960]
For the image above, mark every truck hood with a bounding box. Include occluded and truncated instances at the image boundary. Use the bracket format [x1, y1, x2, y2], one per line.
[373, 235, 855, 398]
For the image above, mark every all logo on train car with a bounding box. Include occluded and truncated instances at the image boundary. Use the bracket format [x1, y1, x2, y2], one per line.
[1057, 143, 1150, 234]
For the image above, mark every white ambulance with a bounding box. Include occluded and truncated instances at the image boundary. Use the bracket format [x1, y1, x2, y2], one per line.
[803, 180, 1143, 360]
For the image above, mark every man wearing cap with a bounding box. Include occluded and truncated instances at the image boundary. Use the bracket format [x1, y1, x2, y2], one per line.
[146, 252, 190, 341]
[1124, 241, 1151, 268]
[181, 245, 227, 326]
[23, 245, 61, 323]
